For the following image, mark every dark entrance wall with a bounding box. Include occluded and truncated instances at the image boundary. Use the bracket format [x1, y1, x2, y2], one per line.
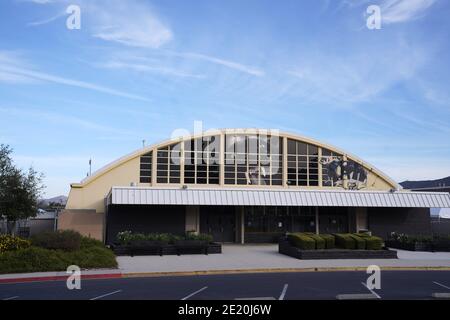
[367, 207, 431, 239]
[106, 205, 186, 244]
[199, 206, 236, 242]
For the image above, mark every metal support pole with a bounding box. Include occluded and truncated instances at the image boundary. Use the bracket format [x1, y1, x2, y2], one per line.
[315, 207, 319, 235]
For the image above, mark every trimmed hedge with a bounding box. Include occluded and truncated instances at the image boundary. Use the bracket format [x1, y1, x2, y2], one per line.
[319, 234, 336, 249]
[334, 233, 356, 249]
[356, 233, 383, 250]
[287, 233, 315, 250]
[302, 233, 326, 249]
[348, 234, 366, 249]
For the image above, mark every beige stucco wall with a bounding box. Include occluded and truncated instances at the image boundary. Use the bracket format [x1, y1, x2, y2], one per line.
[66, 156, 140, 213]
[366, 172, 393, 190]
[58, 209, 104, 240]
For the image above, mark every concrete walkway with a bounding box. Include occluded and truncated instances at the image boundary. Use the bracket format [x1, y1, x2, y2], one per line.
[117, 244, 450, 274]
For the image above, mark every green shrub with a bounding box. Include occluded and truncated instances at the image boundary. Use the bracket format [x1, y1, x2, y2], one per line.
[80, 236, 104, 249]
[156, 233, 183, 243]
[0, 235, 31, 253]
[302, 233, 326, 249]
[364, 236, 383, 250]
[319, 234, 336, 249]
[349, 234, 366, 249]
[185, 233, 214, 243]
[116, 231, 212, 245]
[287, 233, 315, 250]
[355, 233, 383, 250]
[334, 233, 356, 249]
[66, 246, 117, 269]
[0, 247, 68, 274]
[31, 230, 82, 251]
[0, 245, 117, 274]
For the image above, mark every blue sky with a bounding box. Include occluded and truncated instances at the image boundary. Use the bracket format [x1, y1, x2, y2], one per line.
[1, 0, 449, 197]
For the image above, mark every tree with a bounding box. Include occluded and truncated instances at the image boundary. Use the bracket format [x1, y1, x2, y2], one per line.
[0, 144, 45, 235]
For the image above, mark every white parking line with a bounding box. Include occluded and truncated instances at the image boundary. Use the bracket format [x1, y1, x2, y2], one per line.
[90, 290, 122, 300]
[181, 286, 208, 300]
[235, 297, 276, 300]
[279, 284, 288, 300]
[336, 293, 379, 300]
[433, 281, 450, 290]
[2, 296, 19, 301]
[361, 282, 381, 299]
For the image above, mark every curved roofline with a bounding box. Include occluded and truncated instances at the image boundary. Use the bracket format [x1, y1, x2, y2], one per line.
[71, 128, 401, 190]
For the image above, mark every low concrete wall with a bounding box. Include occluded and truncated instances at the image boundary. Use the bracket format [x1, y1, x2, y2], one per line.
[58, 209, 104, 241]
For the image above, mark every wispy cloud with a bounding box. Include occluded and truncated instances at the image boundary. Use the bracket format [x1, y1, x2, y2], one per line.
[23, 0, 173, 48]
[347, 0, 438, 24]
[20, 0, 55, 3]
[286, 39, 427, 105]
[85, 0, 173, 48]
[98, 58, 206, 79]
[22, 0, 264, 77]
[27, 11, 66, 27]
[173, 52, 265, 77]
[380, 0, 437, 24]
[0, 51, 151, 101]
[0, 106, 133, 135]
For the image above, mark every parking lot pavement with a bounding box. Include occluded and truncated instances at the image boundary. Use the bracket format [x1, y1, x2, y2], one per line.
[1, 270, 450, 300]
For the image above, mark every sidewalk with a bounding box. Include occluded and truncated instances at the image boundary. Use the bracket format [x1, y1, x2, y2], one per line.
[116, 244, 450, 274]
[1, 245, 450, 283]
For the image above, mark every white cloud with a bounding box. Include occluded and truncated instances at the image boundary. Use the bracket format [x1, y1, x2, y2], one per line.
[22, 0, 173, 48]
[99, 60, 205, 79]
[380, 0, 437, 24]
[0, 107, 134, 135]
[86, 0, 172, 48]
[176, 52, 265, 77]
[286, 39, 427, 105]
[27, 11, 66, 27]
[0, 51, 151, 101]
[21, 0, 54, 3]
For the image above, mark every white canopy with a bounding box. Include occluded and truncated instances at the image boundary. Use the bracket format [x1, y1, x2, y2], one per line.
[107, 187, 450, 208]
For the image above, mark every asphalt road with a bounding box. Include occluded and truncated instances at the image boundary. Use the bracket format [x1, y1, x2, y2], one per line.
[1, 270, 450, 300]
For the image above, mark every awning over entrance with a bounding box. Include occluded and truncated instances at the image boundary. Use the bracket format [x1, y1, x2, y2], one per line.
[107, 187, 450, 208]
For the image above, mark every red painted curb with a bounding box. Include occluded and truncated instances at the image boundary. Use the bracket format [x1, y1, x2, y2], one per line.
[0, 273, 122, 284]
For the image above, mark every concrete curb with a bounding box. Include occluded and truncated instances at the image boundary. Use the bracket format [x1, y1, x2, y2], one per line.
[122, 266, 450, 278]
[2, 266, 450, 284]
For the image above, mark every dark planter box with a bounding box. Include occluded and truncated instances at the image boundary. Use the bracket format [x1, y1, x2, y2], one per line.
[432, 240, 450, 252]
[174, 240, 209, 255]
[279, 240, 398, 260]
[385, 240, 432, 251]
[112, 242, 221, 256]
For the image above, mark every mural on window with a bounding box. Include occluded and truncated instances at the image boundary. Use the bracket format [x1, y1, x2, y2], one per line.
[321, 149, 367, 190]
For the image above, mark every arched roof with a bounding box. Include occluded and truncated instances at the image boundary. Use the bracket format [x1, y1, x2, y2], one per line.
[71, 128, 401, 190]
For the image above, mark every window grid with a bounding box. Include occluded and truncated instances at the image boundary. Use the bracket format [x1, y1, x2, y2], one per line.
[287, 140, 319, 187]
[139, 151, 152, 183]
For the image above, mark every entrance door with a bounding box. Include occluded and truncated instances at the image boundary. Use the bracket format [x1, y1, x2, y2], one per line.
[319, 207, 349, 234]
[200, 206, 236, 242]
